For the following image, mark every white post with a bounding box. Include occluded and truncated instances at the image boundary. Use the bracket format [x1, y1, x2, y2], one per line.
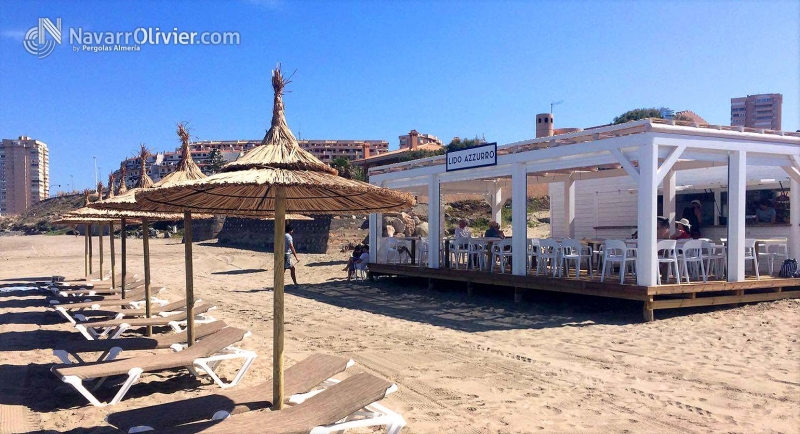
[663, 170, 676, 234]
[428, 174, 441, 268]
[512, 163, 528, 276]
[637, 141, 658, 286]
[713, 189, 722, 226]
[490, 184, 503, 224]
[369, 213, 379, 263]
[564, 175, 575, 238]
[728, 151, 746, 282]
[790, 178, 800, 258]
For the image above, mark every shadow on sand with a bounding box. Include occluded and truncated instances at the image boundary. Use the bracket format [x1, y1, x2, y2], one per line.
[10, 363, 205, 414]
[304, 260, 348, 267]
[211, 269, 266, 276]
[0, 311, 64, 326]
[0, 329, 82, 352]
[285, 277, 643, 332]
[289, 276, 739, 330]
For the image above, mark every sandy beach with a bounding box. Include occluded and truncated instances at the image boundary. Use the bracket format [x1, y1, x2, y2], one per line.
[1, 234, 798, 433]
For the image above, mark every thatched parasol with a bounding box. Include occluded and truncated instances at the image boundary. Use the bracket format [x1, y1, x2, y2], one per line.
[90, 125, 211, 343]
[117, 165, 128, 195]
[136, 66, 414, 408]
[87, 145, 186, 335]
[108, 173, 116, 199]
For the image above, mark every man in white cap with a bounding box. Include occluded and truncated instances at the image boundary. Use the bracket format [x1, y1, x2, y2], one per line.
[681, 199, 702, 238]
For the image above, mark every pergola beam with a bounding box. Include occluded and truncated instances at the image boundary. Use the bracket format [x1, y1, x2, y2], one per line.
[655, 145, 686, 185]
[610, 148, 640, 183]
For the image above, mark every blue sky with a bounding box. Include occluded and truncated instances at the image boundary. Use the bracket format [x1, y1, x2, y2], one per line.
[1, 0, 797, 194]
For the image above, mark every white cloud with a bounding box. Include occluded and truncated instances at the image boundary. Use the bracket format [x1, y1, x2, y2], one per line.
[1, 30, 27, 41]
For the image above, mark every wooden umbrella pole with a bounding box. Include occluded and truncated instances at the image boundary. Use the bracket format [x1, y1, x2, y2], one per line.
[84, 223, 89, 277]
[109, 222, 116, 289]
[184, 211, 195, 347]
[142, 218, 152, 337]
[99, 222, 104, 278]
[272, 186, 286, 410]
[121, 218, 127, 299]
[88, 223, 93, 275]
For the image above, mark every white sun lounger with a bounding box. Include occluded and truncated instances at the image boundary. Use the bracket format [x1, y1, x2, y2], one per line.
[51, 326, 255, 407]
[106, 354, 355, 432]
[150, 372, 405, 434]
[53, 321, 229, 364]
[74, 303, 216, 340]
[53, 298, 190, 326]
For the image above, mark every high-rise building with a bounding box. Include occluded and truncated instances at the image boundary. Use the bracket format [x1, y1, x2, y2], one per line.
[0, 136, 50, 215]
[731, 93, 783, 130]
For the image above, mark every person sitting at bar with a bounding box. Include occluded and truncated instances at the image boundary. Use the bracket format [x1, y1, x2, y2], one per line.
[454, 219, 471, 238]
[756, 200, 776, 223]
[343, 244, 364, 276]
[657, 217, 671, 239]
[670, 218, 692, 240]
[347, 244, 369, 280]
[350, 245, 370, 280]
[484, 221, 505, 239]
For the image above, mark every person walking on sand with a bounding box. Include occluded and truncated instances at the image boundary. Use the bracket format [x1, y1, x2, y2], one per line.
[285, 224, 300, 286]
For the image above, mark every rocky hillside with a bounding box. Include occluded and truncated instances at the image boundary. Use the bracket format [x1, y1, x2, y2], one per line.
[0, 193, 86, 234]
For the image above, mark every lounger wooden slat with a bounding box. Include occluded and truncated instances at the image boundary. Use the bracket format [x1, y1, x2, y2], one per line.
[51, 273, 139, 289]
[157, 373, 399, 434]
[53, 279, 146, 295]
[53, 321, 229, 364]
[74, 303, 216, 340]
[49, 287, 150, 308]
[106, 354, 353, 432]
[72, 299, 190, 319]
[51, 327, 255, 406]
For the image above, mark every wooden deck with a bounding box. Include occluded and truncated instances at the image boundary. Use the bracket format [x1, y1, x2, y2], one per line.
[367, 263, 800, 321]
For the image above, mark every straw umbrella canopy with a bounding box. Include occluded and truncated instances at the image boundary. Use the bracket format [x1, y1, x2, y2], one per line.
[90, 126, 212, 343]
[136, 66, 415, 408]
[87, 146, 187, 335]
[117, 165, 129, 195]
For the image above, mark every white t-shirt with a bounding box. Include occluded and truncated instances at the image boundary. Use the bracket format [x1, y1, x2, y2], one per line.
[454, 227, 471, 238]
[285, 233, 293, 254]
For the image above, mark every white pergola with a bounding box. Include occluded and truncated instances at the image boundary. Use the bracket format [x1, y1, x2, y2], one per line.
[368, 119, 800, 286]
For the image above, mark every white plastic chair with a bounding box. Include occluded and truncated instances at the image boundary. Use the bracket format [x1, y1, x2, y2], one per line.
[744, 238, 760, 279]
[449, 236, 472, 269]
[417, 237, 429, 267]
[491, 239, 513, 273]
[469, 239, 490, 271]
[703, 241, 726, 280]
[758, 238, 788, 275]
[384, 238, 400, 264]
[560, 239, 593, 279]
[600, 240, 637, 284]
[354, 261, 368, 281]
[656, 240, 681, 285]
[679, 240, 707, 283]
[527, 238, 541, 274]
[537, 238, 561, 276]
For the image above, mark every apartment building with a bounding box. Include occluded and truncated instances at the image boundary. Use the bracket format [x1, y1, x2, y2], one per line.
[731, 93, 783, 130]
[398, 130, 443, 149]
[114, 138, 388, 187]
[0, 136, 50, 215]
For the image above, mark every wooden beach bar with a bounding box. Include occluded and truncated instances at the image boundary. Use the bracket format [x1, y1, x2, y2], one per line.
[366, 119, 800, 320]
